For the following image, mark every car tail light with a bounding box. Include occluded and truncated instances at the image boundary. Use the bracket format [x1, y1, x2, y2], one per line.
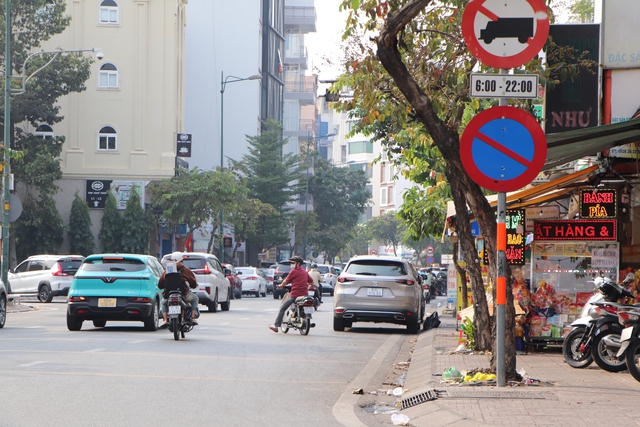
[77, 309, 89, 314]
[247, 276, 257, 280]
[130, 297, 151, 303]
[338, 276, 355, 283]
[68, 296, 86, 302]
[51, 262, 69, 277]
[396, 279, 415, 285]
[335, 308, 344, 314]
[193, 263, 212, 275]
[267, 277, 273, 282]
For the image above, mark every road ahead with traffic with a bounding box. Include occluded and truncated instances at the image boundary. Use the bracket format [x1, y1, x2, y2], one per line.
[0, 295, 421, 426]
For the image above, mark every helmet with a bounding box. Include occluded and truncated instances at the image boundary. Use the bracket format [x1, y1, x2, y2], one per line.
[311, 263, 318, 269]
[289, 256, 304, 264]
[170, 251, 184, 262]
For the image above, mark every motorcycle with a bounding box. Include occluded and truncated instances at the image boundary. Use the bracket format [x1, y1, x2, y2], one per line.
[280, 285, 316, 335]
[562, 275, 634, 370]
[617, 307, 640, 382]
[164, 272, 197, 341]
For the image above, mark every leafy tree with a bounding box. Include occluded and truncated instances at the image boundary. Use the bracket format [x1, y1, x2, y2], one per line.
[14, 195, 64, 261]
[148, 167, 246, 258]
[309, 158, 370, 262]
[293, 210, 318, 257]
[341, 226, 371, 260]
[99, 192, 121, 253]
[7, 0, 92, 263]
[121, 190, 150, 254]
[568, 0, 594, 23]
[68, 193, 94, 256]
[231, 119, 304, 256]
[366, 212, 402, 256]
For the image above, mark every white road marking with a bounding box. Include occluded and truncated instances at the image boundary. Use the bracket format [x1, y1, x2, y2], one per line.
[27, 326, 44, 329]
[128, 340, 147, 344]
[18, 361, 47, 367]
[84, 348, 106, 353]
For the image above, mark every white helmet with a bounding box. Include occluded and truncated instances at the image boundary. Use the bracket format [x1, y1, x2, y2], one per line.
[170, 251, 184, 262]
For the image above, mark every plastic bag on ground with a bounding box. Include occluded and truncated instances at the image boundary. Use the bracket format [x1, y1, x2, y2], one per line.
[391, 413, 410, 425]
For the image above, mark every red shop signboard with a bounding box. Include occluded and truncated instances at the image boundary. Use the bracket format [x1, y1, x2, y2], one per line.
[580, 188, 617, 218]
[534, 219, 616, 241]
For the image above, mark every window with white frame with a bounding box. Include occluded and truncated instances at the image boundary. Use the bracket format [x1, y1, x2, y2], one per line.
[380, 187, 387, 205]
[99, 0, 119, 24]
[99, 63, 118, 88]
[388, 186, 394, 205]
[34, 124, 54, 140]
[98, 126, 117, 151]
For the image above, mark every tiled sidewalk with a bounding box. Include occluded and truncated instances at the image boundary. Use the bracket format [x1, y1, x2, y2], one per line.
[376, 308, 640, 427]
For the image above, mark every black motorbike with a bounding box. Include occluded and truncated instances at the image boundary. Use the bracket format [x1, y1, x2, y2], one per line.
[164, 272, 197, 341]
[280, 285, 316, 335]
[617, 307, 640, 382]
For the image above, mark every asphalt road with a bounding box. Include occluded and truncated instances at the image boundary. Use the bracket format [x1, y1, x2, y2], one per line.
[0, 294, 422, 427]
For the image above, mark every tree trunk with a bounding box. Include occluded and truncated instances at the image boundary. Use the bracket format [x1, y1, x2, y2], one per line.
[375, 0, 517, 375]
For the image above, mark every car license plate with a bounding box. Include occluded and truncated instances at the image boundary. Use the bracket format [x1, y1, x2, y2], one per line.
[168, 305, 181, 315]
[98, 298, 116, 308]
[621, 326, 634, 342]
[367, 288, 383, 297]
[303, 307, 314, 315]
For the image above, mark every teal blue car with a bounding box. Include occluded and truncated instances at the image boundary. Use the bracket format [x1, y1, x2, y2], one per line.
[67, 254, 164, 331]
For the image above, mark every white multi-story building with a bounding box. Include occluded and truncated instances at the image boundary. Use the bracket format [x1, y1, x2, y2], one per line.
[33, 0, 187, 254]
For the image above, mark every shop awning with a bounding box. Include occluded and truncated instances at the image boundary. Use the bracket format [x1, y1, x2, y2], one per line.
[545, 117, 640, 170]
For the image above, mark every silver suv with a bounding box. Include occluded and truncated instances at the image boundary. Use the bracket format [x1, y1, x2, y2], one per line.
[333, 255, 425, 333]
[8, 255, 85, 302]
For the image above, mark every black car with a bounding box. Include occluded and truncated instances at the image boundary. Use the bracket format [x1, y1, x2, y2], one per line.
[272, 260, 308, 299]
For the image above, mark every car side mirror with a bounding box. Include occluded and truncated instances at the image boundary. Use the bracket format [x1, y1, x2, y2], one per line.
[223, 268, 231, 275]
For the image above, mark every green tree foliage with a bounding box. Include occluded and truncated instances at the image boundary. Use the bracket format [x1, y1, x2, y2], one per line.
[568, 0, 594, 23]
[68, 193, 94, 256]
[231, 119, 304, 253]
[309, 157, 370, 262]
[99, 192, 122, 253]
[7, 0, 92, 262]
[120, 190, 150, 254]
[341, 225, 371, 260]
[14, 195, 64, 261]
[366, 212, 402, 256]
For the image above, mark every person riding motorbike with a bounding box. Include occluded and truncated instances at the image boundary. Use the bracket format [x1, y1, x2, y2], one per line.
[268, 256, 314, 333]
[158, 251, 199, 329]
[308, 263, 323, 304]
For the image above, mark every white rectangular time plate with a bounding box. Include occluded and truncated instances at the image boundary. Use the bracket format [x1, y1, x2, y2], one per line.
[470, 73, 539, 99]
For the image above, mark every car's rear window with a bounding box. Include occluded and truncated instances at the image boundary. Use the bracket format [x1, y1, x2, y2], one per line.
[182, 258, 206, 270]
[237, 268, 255, 275]
[58, 259, 84, 274]
[345, 260, 407, 277]
[274, 264, 292, 274]
[317, 266, 330, 274]
[81, 258, 146, 272]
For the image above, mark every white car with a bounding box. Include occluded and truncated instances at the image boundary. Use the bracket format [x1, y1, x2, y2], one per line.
[317, 264, 338, 296]
[0, 278, 6, 328]
[8, 255, 85, 302]
[237, 267, 267, 297]
[161, 252, 231, 312]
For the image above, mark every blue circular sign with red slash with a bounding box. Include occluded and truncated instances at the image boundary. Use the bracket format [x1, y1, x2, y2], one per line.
[460, 106, 547, 192]
[462, 0, 550, 69]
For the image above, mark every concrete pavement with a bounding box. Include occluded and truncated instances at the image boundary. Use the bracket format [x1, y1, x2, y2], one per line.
[373, 306, 640, 427]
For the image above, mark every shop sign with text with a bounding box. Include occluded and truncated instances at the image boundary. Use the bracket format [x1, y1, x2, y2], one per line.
[534, 219, 616, 241]
[506, 209, 525, 265]
[580, 188, 617, 218]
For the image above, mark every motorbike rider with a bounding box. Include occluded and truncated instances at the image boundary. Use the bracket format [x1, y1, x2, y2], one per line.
[308, 263, 323, 304]
[268, 256, 313, 333]
[158, 251, 199, 329]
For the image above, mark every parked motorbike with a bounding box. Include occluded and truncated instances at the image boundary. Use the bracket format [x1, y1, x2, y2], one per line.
[617, 307, 640, 382]
[563, 275, 634, 369]
[280, 285, 316, 335]
[164, 272, 197, 341]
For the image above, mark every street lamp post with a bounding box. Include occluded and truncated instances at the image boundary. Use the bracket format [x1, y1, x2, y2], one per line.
[218, 71, 261, 262]
[1, 28, 102, 286]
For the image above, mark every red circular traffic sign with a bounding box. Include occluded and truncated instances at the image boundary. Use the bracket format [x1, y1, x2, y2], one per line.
[462, 0, 550, 69]
[460, 106, 546, 192]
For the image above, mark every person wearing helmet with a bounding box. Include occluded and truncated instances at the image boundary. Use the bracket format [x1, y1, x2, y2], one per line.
[158, 251, 199, 328]
[268, 256, 313, 333]
[307, 263, 323, 304]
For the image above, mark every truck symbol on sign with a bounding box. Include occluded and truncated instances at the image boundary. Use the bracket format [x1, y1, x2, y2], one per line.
[479, 18, 534, 44]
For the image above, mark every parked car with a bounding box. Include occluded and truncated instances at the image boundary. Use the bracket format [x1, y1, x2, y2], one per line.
[333, 255, 425, 333]
[0, 278, 6, 328]
[223, 263, 243, 299]
[66, 254, 164, 331]
[162, 252, 231, 312]
[8, 255, 85, 302]
[272, 260, 308, 299]
[236, 267, 267, 297]
[316, 264, 338, 296]
[260, 268, 275, 293]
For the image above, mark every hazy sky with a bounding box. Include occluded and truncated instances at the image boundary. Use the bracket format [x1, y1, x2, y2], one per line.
[305, 0, 347, 80]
